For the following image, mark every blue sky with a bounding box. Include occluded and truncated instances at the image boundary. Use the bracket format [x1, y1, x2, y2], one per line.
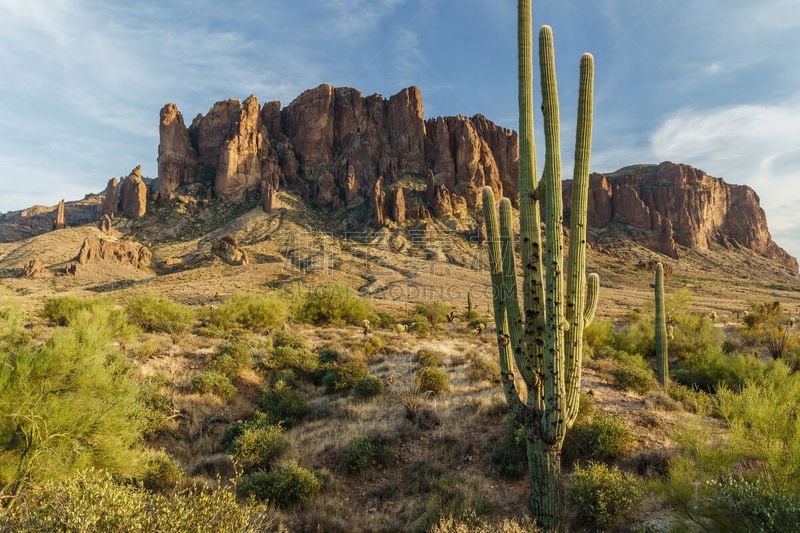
[2, 0, 799, 257]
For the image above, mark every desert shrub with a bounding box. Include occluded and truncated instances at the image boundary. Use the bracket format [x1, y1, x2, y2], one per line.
[491, 417, 527, 480]
[317, 347, 341, 364]
[612, 319, 653, 358]
[201, 292, 287, 334]
[294, 284, 371, 326]
[567, 462, 642, 531]
[671, 311, 724, 360]
[583, 319, 614, 351]
[272, 329, 308, 350]
[350, 375, 383, 401]
[211, 340, 253, 379]
[672, 349, 766, 393]
[219, 411, 272, 452]
[371, 311, 396, 329]
[414, 301, 453, 326]
[322, 361, 368, 393]
[191, 370, 237, 401]
[0, 308, 144, 492]
[270, 369, 300, 389]
[707, 476, 800, 532]
[41, 296, 135, 340]
[609, 355, 657, 394]
[125, 292, 194, 338]
[406, 314, 432, 335]
[269, 345, 318, 376]
[137, 374, 174, 439]
[466, 351, 500, 383]
[563, 414, 633, 467]
[415, 366, 450, 395]
[415, 349, 444, 367]
[0, 469, 272, 532]
[356, 334, 385, 360]
[342, 434, 394, 472]
[142, 450, 185, 493]
[407, 473, 493, 531]
[231, 425, 290, 472]
[259, 381, 309, 427]
[431, 510, 538, 533]
[575, 392, 596, 424]
[666, 383, 714, 415]
[237, 460, 321, 507]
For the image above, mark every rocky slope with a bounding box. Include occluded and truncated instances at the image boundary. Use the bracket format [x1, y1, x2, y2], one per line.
[565, 162, 797, 271]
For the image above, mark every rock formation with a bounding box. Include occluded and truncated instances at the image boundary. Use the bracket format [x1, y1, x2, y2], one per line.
[21, 258, 45, 278]
[98, 213, 113, 234]
[100, 178, 119, 218]
[119, 166, 147, 219]
[76, 237, 152, 269]
[154, 85, 515, 216]
[211, 236, 250, 265]
[371, 178, 386, 227]
[52, 200, 65, 230]
[564, 162, 798, 270]
[260, 181, 277, 213]
[156, 104, 197, 201]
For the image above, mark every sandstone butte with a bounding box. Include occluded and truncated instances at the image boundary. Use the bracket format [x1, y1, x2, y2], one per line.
[0, 84, 795, 272]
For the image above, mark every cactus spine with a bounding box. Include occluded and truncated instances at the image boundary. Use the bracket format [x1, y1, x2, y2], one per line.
[482, 1, 598, 529]
[655, 262, 669, 387]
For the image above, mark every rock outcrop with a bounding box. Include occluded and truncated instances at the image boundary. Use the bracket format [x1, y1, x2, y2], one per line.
[119, 166, 147, 219]
[77, 237, 152, 269]
[155, 85, 515, 217]
[21, 258, 45, 278]
[52, 200, 65, 230]
[211, 236, 250, 266]
[564, 162, 798, 270]
[99, 178, 119, 218]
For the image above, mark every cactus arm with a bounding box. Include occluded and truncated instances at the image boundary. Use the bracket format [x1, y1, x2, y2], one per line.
[538, 24, 567, 444]
[499, 199, 540, 390]
[564, 53, 595, 426]
[482, 188, 525, 413]
[583, 273, 599, 326]
[655, 263, 669, 388]
[518, 0, 547, 405]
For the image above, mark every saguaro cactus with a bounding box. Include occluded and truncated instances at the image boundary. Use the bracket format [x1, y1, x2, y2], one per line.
[655, 262, 669, 387]
[482, 1, 598, 529]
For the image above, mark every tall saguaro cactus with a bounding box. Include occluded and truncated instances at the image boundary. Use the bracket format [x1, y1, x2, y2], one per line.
[482, 1, 598, 529]
[655, 262, 669, 387]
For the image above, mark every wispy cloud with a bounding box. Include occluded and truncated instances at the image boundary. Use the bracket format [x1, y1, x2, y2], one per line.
[650, 99, 800, 256]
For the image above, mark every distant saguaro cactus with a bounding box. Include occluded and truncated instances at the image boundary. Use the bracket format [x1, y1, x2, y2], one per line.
[654, 262, 669, 388]
[482, 1, 598, 529]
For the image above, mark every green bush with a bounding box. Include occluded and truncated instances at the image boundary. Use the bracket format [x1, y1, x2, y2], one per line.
[259, 381, 309, 427]
[666, 383, 714, 415]
[231, 425, 289, 472]
[0, 308, 145, 490]
[294, 284, 371, 326]
[583, 319, 614, 351]
[269, 345, 318, 376]
[142, 450, 185, 493]
[707, 476, 800, 532]
[270, 369, 300, 389]
[201, 292, 287, 334]
[350, 375, 384, 401]
[191, 371, 237, 401]
[323, 362, 368, 393]
[567, 462, 642, 531]
[356, 335, 385, 360]
[211, 340, 253, 379]
[673, 349, 766, 393]
[272, 329, 308, 350]
[0, 469, 272, 532]
[415, 366, 450, 395]
[491, 417, 527, 480]
[342, 434, 394, 472]
[137, 374, 174, 439]
[671, 312, 723, 360]
[563, 414, 633, 467]
[125, 293, 194, 338]
[609, 356, 657, 394]
[237, 460, 321, 507]
[414, 301, 453, 326]
[416, 349, 444, 367]
[317, 347, 341, 364]
[41, 296, 135, 340]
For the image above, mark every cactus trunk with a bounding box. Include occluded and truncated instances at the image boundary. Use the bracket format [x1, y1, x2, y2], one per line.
[481, 1, 598, 529]
[655, 263, 669, 387]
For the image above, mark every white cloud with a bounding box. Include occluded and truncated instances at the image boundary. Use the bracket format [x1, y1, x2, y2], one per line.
[650, 100, 800, 257]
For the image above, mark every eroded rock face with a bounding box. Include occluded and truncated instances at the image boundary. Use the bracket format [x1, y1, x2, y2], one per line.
[211, 236, 250, 265]
[77, 237, 151, 269]
[156, 104, 197, 201]
[52, 200, 65, 230]
[100, 178, 119, 218]
[565, 162, 797, 270]
[156, 85, 513, 217]
[119, 166, 147, 219]
[21, 258, 45, 278]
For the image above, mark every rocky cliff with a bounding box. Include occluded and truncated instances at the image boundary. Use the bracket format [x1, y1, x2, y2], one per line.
[155, 85, 517, 221]
[564, 162, 798, 271]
